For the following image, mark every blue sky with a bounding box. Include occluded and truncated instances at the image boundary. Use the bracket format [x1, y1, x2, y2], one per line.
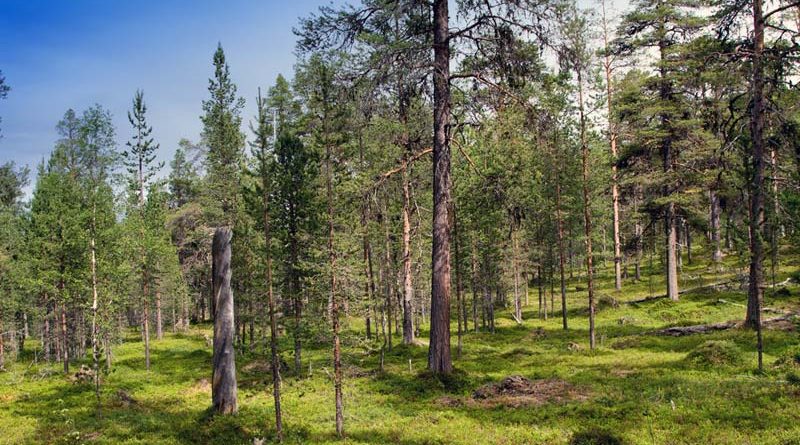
[0, 0, 628, 193]
[0, 0, 334, 188]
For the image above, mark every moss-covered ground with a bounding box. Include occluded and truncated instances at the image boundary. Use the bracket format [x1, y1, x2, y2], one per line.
[2, 250, 799, 444]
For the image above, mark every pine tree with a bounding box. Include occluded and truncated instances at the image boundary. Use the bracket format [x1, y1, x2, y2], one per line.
[612, 0, 709, 302]
[201, 43, 245, 228]
[123, 90, 162, 371]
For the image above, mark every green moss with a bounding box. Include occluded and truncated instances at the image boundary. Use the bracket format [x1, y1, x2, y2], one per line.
[0, 249, 798, 444]
[686, 340, 744, 367]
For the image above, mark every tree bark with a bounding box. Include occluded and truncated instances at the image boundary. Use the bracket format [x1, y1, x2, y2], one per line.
[61, 301, 68, 373]
[453, 205, 463, 359]
[577, 68, 596, 349]
[156, 288, 163, 341]
[326, 139, 345, 438]
[512, 227, 522, 324]
[143, 270, 151, 371]
[602, 0, 623, 292]
[556, 181, 568, 330]
[658, 18, 680, 302]
[362, 205, 374, 340]
[260, 147, 283, 440]
[90, 233, 101, 409]
[428, 0, 453, 375]
[710, 190, 723, 266]
[211, 227, 238, 415]
[746, 0, 765, 371]
[401, 165, 415, 345]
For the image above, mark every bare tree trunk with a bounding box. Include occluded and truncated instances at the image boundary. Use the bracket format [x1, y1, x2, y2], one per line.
[61, 302, 68, 373]
[326, 140, 345, 438]
[401, 166, 415, 345]
[556, 182, 568, 330]
[44, 299, 51, 363]
[471, 240, 479, 332]
[155, 288, 163, 341]
[746, 0, 765, 371]
[658, 21, 680, 302]
[259, 141, 283, 439]
[383, 213, 394, 351]
[602, 0, 623, 292]
[577, 68, 596, 349]
[453, 206, 463, 359]
[512, 227, 522, 324]
[428, 0, 452, 375]
[211, 227, 238, 415]
[90, 233, 101, 410]
[710, 190, 723, 266]
[143, 271, 151, 371]
[362, 206, 374, 339]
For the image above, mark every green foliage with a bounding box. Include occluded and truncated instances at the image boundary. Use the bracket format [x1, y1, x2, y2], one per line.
[200, 43, 246, 225]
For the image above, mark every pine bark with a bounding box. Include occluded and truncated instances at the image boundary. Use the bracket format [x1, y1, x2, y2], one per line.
[577, 69, 596, 349]
[261, 152, 283, 440]
[326, 139, 345, 438]
[401, 165, 415, 344]
[428, 0, 453, 375]
[556, 181, 568, 330]
[211, 227, 238, 415]
[156, 288, 163, 341]
[602, 0, 623, 292]
[745, 0, 765, 371]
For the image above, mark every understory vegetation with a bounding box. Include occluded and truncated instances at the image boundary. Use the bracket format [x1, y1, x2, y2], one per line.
[1, 249, 799, 445]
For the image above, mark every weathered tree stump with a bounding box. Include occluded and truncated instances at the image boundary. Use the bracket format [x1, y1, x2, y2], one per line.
[211, 227, 237, 414]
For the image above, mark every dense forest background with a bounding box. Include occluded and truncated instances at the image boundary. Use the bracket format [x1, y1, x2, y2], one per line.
[0, 0, 799, 444]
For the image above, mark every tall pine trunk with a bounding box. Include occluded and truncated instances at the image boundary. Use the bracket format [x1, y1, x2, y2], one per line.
[401, 165, 415, 344]
[260, 142, 283, 440]
[745, 0, 765, 371]
[428, 0, 453, 375]
[577, 69, 596, 349]
[326, 137, 345, 438]
[602, 0, 623, 292]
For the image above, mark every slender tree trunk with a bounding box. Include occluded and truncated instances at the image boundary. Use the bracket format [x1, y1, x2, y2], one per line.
[61, 300, 68, 373]
[471, 240, 479, 333]
[658, 22, 680, 302]
[362, 206, 374, 339]
[428, 0, 453, 375]
[155, 288, 163, 341]
[401, 166, 415, 345]
[576, 68, 596, 349]
[143, 271, 151, 371]
[746, 0, 765, 371]
[556, 182, 568, 330]
[602, 0, 622, 291]
[211, 227, 238, 415]
[710, 190, 723, 266]
[384, 214, 393, 351]
[90, 232, 101, 411]
[326, 140, 345, 438]
[44, 299, 51, 363]
[537, 265, 543, 319]
[453, 206, 463, 359]
[260, 146, 283, 440]
[512, 227, 522, 324]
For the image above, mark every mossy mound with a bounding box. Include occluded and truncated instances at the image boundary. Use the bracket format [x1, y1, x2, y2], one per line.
[686, 340, 743, 367]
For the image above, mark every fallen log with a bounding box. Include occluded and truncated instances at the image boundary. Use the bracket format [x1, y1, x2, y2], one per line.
[653, 314, 796, 336]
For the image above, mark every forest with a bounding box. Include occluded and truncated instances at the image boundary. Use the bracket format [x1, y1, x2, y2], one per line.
[0, 0, 799, 444]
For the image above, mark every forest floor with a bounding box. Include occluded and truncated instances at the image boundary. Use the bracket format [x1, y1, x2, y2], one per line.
[2, 250, 800, 445]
